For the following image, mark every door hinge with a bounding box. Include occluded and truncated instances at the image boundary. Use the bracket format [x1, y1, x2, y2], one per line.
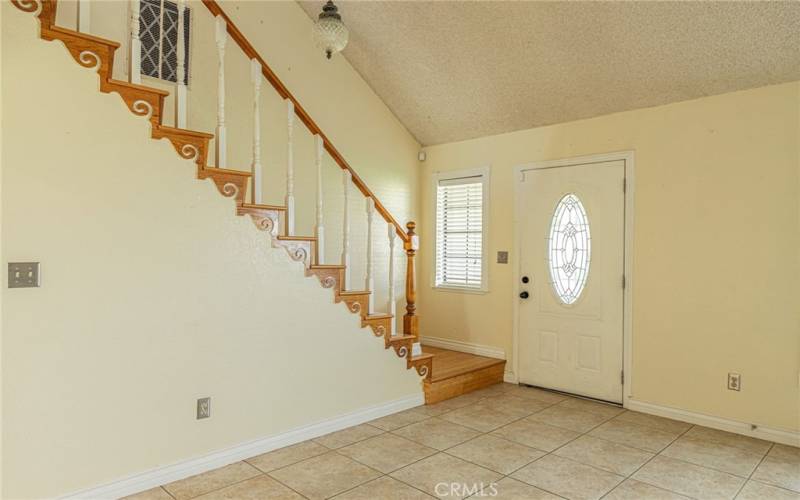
[623, 178, 627, 193]
[621, 370, 625, 385]
[622, 274, 626, 289]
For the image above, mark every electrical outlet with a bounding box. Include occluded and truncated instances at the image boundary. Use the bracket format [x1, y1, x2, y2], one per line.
[728, 373, 741, 391]
[197, 397, 211, 419]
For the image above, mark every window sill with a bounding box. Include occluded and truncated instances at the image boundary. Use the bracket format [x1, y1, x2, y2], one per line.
[432, 285, 489, 295]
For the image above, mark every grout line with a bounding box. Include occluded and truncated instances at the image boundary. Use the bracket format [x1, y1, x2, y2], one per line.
[732, 442, 774, 499]
[176, 470, 268, 500]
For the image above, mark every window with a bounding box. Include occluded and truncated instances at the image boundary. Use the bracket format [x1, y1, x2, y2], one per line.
[548, 193, 591, 304]
[139, 0, 191, 84]
[434, 168, 489, 291]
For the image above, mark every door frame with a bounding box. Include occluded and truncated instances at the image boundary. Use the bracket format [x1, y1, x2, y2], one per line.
[511, 151, 635, 407]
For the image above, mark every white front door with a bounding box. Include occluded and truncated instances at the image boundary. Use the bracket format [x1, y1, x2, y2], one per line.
[517, 159, 625, 403]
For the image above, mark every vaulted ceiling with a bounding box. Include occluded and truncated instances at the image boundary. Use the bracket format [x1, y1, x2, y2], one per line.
[299, 1, 800, 146]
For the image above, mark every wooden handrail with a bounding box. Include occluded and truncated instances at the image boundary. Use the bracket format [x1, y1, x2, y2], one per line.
[201, 0, 409, 243]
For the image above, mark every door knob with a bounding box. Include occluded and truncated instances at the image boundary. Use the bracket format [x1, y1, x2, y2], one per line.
[519, 291, 529, 299]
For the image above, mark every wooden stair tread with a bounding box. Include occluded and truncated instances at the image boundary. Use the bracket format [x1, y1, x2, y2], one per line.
[202, 167, 251, 177]
[310, 264, 345, 270]
[108, 79, 170, 96]
[388, 334, 415, 341]
[411, 353, 434, 361]
[365, 313, 393, 320]
[277, 235, 316, 241]
[241, 203, 286, 211]
[50, 25, 121, 47]
[156, 125, 214, 139]
[339, 290, 371, 296]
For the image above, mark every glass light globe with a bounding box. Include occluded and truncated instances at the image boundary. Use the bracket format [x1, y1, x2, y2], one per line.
[313, 1, 349, 59]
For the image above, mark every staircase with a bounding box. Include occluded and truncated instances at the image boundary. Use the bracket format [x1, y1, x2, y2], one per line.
[11, 0, 434, 381]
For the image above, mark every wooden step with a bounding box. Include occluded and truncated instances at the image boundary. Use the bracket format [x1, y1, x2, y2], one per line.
[336, 290, 370, 316]
[152, 126, 213, 167]
[361, 313, 392, 336]
[305, 264, 343, 290]
[408, 353, 434, 381]
[197, 167, 251, 205]
[422, 347, 505, 404]
[104, 79, 168, 126]
[386, 334, 415, 355]
[237, 203, 285, 235]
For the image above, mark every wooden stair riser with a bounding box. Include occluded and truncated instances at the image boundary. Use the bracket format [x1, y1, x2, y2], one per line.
[237, 205, 285, 237]
[273, 239, 316, 268]
[306, 266, 344, 291]
[361, 315, 391, 338]
[409, 355, 433, 381]
[336, 292, 369, 317]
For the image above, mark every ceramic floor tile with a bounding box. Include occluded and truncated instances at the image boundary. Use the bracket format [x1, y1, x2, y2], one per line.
[684, 426, 772, 455]
[468, 384, 511, 399]
[414, 395, 484, 416]
[246, 441, 330, 472]
[737, 480, 800, 500]
[632, 455, 745, 500]
[491, 418, 580, 452]
[553, 435, 654, 475]
[122, 487, 174, 500]
[489, 477, 563, 499]
[268, 452, 380, 500]
[511, 454, 624, 500]
[446, 434, 545, 475]
[555, 398, 625, 420]
[338, 433, 437, 473]
[194, 475, 304, 500]
[369, 408, 432, 431]
[332, 476, 435, 499]
[475, 394, 553, 419]
[612, 411, 692, 435]
[313, 423, 384, 449]
[527, 405, 614, 433]
[438, 404, 520, 432]
[392, 417, 481, 450]
[588, 419, 681, 452]
[390, 453, 502, 499]
[661, 435, 764, 477]
[163, 462, 261, 500]
[752, 445, 800, 492]
[501, 385, 568, 404]
[603, 479, 690, 500]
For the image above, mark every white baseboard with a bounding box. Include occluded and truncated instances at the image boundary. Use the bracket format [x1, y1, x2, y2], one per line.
[422, 336, 505, 360]
[61, 393, 424, 499]
[626, 398, 800, 448]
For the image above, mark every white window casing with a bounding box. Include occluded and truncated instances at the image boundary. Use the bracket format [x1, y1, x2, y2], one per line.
[433, 166, 490, 293]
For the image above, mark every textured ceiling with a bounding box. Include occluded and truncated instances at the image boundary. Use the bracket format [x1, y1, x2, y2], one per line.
[299, 1, 800, 146]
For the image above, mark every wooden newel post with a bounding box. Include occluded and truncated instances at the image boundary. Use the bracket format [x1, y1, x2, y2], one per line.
[403, 221, 420, 339]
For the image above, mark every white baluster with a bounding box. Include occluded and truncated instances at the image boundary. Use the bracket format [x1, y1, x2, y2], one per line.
[215, 15, 227, 168]
[174, 0, 187, 129]
[129, 0, 141, 84]
[315, 135, 325, 263]
[251, 59, 262, 204]
[365, 198, 375, 314]
[286, 100, 295, 235]
[77, 0, 90, 32]
[342, 170, 352, 289]
[387, 223, 397, 335]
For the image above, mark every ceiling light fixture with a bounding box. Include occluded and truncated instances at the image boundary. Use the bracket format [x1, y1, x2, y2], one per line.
[313, 0, 349, 59]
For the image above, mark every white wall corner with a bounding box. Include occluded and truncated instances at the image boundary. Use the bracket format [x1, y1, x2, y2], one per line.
[421, 336, 505, 360]
[626, 398, 800, 448]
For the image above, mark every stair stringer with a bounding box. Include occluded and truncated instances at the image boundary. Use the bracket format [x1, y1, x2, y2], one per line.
[9, 0, 434, 380]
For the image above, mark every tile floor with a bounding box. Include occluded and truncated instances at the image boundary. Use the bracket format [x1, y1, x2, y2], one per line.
[126, 383, 800, 500]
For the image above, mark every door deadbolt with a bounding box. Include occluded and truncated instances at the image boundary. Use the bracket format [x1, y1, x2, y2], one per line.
[519, 291, 530, 299]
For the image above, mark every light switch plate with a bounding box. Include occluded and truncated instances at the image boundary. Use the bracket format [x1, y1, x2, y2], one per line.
[8, 262, 40, 288]
[497, 251, 509, 264]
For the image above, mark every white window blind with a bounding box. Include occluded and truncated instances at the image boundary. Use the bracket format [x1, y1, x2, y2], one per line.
[435, 175, 485, 290]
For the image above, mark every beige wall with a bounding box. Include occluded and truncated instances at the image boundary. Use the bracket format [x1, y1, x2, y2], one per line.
[1, 4, 422, 498]
[419, 82, 800, 432]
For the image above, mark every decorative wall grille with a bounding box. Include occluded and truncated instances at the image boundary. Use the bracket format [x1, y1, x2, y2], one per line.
[140, 0, 190, 84]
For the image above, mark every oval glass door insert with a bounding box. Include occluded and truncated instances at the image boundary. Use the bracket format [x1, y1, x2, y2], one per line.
[547, 193, 591, 304]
